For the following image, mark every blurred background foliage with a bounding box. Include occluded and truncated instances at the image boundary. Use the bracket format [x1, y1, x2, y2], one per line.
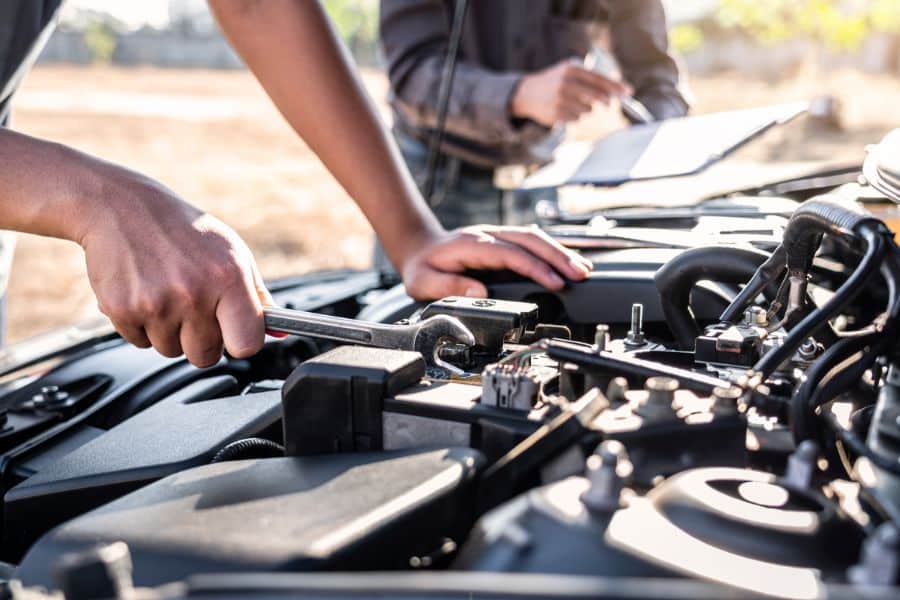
[321, 0, 379, 65]
[673, 0, 900, 54]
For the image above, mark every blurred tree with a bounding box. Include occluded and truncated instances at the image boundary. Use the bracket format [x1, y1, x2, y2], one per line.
[716, 0, 899, 51]
[83, 20, 118, 64]
[670, 23, 705, 54]
[321, 0, 380, 65]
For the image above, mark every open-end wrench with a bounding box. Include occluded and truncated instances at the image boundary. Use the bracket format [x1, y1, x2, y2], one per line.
[264, 306, 475, 362]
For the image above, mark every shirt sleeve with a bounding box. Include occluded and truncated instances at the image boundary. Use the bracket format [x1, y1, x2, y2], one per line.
[380, 0, 534, 145]
[605, 0, 690, 121]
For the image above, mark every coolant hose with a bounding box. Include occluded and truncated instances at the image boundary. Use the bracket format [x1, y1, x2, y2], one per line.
[753, 196, 890, 378]
[654, 246, 775, 350]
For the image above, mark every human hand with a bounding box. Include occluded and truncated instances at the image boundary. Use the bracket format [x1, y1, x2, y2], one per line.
[400, 225, 593, 300]
[510, 59, 632, 127]
[77, 171, 270, 367]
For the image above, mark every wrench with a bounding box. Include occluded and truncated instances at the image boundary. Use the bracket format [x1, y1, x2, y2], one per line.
[264, 306, 475, 362]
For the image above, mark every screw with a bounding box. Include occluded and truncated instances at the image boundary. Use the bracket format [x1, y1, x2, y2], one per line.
[472, 299, 496, 307]
[625, 303, 645, 346]
[798, 338, 818, 361]
[594, 324, 609, 352]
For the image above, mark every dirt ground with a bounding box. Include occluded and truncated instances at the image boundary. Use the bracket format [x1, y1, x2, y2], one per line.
[5, 64, 899, 342]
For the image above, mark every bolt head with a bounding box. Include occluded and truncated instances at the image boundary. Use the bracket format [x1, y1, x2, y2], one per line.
[645, 376, 678, 406]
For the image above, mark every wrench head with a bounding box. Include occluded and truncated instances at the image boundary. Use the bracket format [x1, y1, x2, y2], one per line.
[412, 315, 476, 360]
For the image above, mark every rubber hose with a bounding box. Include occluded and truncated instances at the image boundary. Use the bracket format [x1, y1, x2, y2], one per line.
[790, 331, 880, 443]
[654, 245, 774, 349]
[719, 245, 787, 324]
[211, 438, 285, 463]
[755, 222, 889, 378]
[782, 194, 881, 272]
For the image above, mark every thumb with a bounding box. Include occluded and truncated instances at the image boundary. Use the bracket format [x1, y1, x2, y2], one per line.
[407, 269, 488, 301]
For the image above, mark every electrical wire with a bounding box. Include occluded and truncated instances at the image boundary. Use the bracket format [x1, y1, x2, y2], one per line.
[422, 0, 470, 203]
[754, 224, 888, 378]
[825, 410, 900, 476]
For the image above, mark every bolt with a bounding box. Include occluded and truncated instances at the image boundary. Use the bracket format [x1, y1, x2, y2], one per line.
[594, 324, 609, 352]
[580, 440, 631, 513]
[606, 377, 629, 404]
[713, 386, 742, 404]
[625, 303, 645, 346]
[798, 338, 818, 361]
[472, 299, 495, 307]
[743, 306, 768, 327]
[645, 376, 678, 407]
[32, 385, 70, 408]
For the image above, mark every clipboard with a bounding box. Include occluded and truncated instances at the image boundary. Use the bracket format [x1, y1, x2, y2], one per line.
[521, 102, 809, 190]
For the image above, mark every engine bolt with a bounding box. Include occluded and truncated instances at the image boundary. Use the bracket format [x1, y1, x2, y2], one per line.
[625, 303, 645, 346]
[32, 385, 70, 408]
[594, 324, 609, 352]
[743, 306, 768, 327]
[712, 386, 742, 408]
[606, 377, 629, 404]
[645, 376, 678, 407]
[581, 440, 631, 513]
[797, 338, 818, 361]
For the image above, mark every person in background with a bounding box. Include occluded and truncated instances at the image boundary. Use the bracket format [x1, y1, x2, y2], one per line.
[379, 0, 690, 237]
[0, 0, 592, 365]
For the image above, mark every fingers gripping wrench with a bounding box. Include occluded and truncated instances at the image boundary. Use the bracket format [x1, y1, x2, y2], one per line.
[264, 306, 475, 363]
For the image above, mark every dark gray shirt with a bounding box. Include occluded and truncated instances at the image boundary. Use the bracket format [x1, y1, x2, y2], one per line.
[381, 0, 689, 168]
[0, 0, 62, 125]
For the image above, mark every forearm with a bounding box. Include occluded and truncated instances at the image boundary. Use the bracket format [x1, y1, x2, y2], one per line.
[209, 0, 442, 269]
[0, 128, 101, 242]
[0, 128, 200, 245]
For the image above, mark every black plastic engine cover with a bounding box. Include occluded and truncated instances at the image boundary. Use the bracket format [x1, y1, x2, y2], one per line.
[4, 379, 281, 558]
[16, 447, 484, 588]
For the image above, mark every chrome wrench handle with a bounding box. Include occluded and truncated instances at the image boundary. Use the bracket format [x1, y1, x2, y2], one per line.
[265, 307, 388, 346]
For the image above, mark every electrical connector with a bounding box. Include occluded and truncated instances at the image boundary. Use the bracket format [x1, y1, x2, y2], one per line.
[481, 363, 540, 411]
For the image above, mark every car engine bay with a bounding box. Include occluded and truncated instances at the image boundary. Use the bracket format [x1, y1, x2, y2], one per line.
[3, 131, 900, 599]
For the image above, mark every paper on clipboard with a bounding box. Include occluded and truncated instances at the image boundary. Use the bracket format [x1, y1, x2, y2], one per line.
[520, 102, 809, 191]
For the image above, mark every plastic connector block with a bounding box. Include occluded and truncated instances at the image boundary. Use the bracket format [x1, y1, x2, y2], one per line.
[481, 364, 540, 411]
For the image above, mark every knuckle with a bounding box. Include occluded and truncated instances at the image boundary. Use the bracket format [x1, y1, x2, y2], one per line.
[171, 276, 206, 311]
[212, 260, 244, 287]
[190, 348, 222, 368]
[139, 292, 168, 318]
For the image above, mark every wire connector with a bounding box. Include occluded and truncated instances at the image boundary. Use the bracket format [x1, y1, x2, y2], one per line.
[481, 363, 540, 411]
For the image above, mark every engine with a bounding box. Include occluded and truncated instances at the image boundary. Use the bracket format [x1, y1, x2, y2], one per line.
[3, 132, 900, 599]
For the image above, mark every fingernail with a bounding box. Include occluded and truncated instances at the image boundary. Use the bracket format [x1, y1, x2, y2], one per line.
[549, 272, 565, 288]
[570, 257, 591, 274]
[464, 287, 485, 298]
